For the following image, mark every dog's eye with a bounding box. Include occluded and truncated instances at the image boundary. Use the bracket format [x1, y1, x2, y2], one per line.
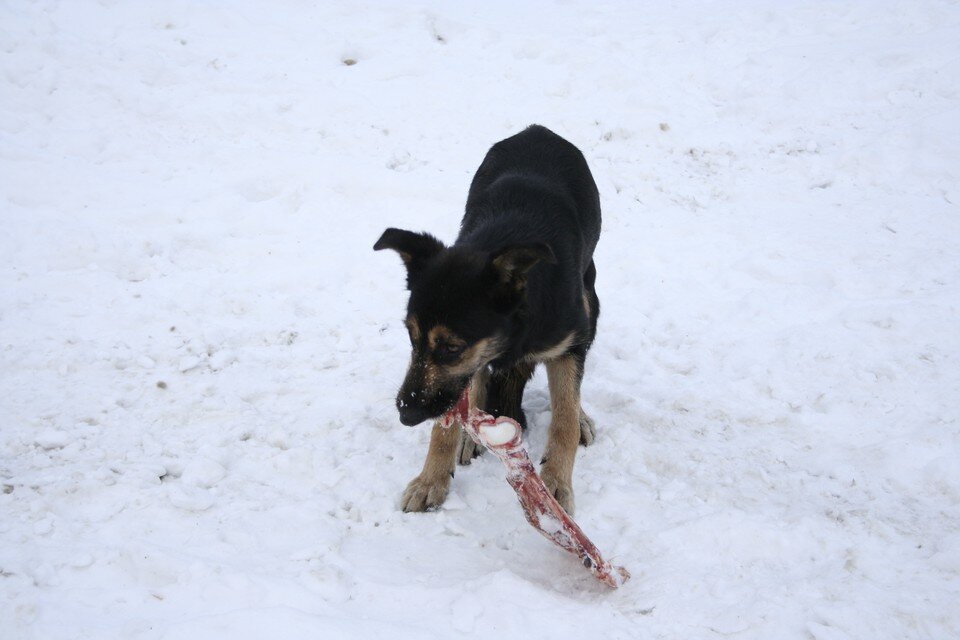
[438, 343, 464, 358]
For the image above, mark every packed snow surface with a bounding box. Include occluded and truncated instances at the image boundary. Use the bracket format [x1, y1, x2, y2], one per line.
[2, 1, 959, 638]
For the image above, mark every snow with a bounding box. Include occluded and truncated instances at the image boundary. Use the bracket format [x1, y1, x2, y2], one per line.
[1, 1, 959, 638]
[537, 513, 564, 536]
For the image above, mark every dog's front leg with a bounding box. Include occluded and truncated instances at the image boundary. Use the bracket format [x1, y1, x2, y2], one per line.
[541, 353, 583, 515]
[400, 419, 460, 512]
[401, 369, 488, 512]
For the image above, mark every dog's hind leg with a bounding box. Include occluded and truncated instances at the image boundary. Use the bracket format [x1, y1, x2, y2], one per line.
[458, 362, 534, 465]
[492, 360, 535, 429]
[578, 408, 596, 446]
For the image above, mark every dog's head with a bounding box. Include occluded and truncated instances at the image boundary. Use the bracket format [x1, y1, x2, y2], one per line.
[374, 227, 554, 425]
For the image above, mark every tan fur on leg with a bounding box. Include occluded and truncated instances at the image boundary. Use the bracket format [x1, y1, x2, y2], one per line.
[541, 355, 582, 515]
[401, 418, 460, 512]
[402, 369, 489, 511]
[579, 406, 596, 446]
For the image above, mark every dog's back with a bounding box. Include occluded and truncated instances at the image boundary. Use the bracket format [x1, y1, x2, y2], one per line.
[455, 125, 601, 364]
[459, 125, 601, 273]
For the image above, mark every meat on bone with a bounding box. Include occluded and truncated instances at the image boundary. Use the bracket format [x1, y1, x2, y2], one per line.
[441, 387, 630, 588]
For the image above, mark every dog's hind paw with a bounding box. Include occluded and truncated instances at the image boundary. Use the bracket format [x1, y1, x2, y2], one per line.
[457, 429, 485, 465]
[579, 408, 596, 446]
[401, 473, 451, 512]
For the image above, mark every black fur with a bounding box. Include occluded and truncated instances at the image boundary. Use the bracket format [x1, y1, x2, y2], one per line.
[375, 125, 601, 426]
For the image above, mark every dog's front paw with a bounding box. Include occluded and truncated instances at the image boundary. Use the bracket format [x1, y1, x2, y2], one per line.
[540, 463, 575, 516]
[457, 429, 484, 465]
[401, 473, 451, 512]
[579, 409, 596, 446]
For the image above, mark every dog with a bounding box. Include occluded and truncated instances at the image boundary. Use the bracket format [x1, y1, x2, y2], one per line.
[374, 124, 601, 515]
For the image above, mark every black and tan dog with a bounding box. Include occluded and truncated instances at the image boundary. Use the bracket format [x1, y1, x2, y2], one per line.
[374, 125, 601, 515]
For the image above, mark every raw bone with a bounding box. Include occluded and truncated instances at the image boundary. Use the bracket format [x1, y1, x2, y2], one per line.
[442, 388, 630, 588]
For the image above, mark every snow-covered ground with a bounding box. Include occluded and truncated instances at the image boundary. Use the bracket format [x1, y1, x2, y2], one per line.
[2, 1, 959, 638]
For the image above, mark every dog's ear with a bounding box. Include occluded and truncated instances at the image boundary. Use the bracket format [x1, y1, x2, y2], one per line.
[489, 243, 556, 293]
[374, 228, 445, 281]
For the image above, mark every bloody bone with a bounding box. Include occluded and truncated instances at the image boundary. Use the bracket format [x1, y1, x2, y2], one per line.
[442, 388, 630, 588]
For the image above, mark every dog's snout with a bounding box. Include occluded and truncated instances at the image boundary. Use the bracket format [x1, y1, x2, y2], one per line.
[398, 406, 431, 426]
[397, 391, 431, 426]
[395, 359, 467, 426]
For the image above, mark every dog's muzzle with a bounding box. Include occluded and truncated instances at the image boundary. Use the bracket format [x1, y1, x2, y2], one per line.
[397, 396, 433, 426]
